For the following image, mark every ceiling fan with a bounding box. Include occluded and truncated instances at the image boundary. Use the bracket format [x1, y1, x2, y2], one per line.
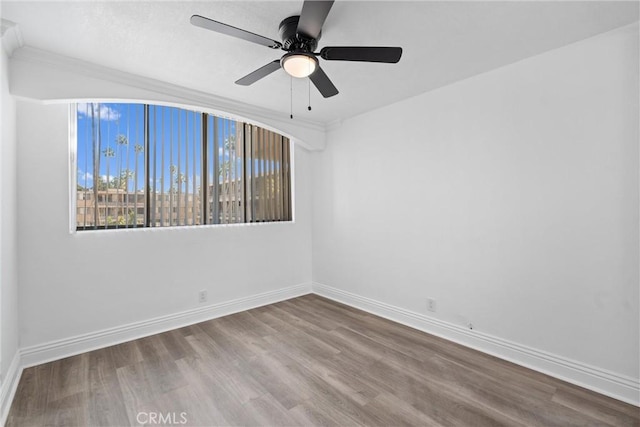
[191, 0, 403, 98]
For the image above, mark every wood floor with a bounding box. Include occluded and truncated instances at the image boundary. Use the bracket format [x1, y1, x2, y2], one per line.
[6, 295, 639, 426]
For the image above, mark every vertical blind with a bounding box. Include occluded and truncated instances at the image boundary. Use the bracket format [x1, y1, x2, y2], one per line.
[76, 103, 292, 230]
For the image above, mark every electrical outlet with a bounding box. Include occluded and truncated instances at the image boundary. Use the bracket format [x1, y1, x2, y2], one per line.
[427, 298, 436, 312]
[198, 290, 207, 303]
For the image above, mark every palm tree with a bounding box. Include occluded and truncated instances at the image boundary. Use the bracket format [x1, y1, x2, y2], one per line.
[102, 147, 115, 158]
[116, 135, 128, 187]
[220, 134, 236, 222]
[102, 146, 115, 191]
[131, 143, 144, 224]
[116, 134, 128, 146]
[115, 134, 129, 219]
[96, 176, 109, 191]
[169, 166, 186, 191]
[133, 143, 144, 191]
[170, 165, 177, 193]
[219, 134, 236, 179]
[169, 164, 186, 224]
[112, 169, 133, 190]
[169, 164, 176, 224]
[176, 173, 186, 189]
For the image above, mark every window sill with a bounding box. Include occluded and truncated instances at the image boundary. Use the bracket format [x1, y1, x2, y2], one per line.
[72, 220, 296, 235]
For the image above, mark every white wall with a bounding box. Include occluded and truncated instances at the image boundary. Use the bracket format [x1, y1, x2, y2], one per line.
[313, 22, 639, 394]
[0, 35, 19, 390]
[16, 100, 313, 349]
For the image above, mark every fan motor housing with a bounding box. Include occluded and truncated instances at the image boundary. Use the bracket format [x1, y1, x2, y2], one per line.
[279, 15, 319, 51]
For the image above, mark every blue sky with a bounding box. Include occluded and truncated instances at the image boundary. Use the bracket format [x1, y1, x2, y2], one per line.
[77, 102, 240, 193]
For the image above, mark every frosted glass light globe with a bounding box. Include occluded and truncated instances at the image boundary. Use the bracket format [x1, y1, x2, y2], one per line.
[282, 53, 317, 78]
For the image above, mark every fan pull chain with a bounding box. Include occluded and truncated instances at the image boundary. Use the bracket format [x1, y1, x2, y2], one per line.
[290, 76, 293, 119]
[308, 77, 312, 111]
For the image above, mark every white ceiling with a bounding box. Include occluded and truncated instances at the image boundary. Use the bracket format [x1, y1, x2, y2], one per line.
[2, 1, 638, 125]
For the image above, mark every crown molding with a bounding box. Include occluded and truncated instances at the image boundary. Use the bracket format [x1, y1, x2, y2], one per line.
[326, 118, 344, 132]
[11, 46, 327, 135]
[1, 19, 24, 56]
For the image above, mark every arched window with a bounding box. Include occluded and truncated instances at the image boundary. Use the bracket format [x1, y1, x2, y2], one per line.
[74, 103, 292, 230]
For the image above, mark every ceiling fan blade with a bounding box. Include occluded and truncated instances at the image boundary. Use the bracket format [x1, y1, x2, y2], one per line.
[297, 0, 334, 40]
[309, 66, 338, 98]
[191, 15, 282, 49]
[235, 60, 281, 86]
[320, 46, 403, 63]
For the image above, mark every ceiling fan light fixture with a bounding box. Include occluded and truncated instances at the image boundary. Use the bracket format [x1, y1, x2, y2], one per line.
[281, 52, 317, 78]
[192, 0, 402, 99]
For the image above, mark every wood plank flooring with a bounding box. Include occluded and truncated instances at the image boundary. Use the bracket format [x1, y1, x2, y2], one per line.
[6, 294, 639, 426]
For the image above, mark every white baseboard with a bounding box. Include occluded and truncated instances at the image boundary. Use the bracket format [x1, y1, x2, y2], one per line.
[312, 282, 640, 407]
[9, 281, 638, 416]
[1, 351, 23, 426]
[20, 283, 312, 369]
